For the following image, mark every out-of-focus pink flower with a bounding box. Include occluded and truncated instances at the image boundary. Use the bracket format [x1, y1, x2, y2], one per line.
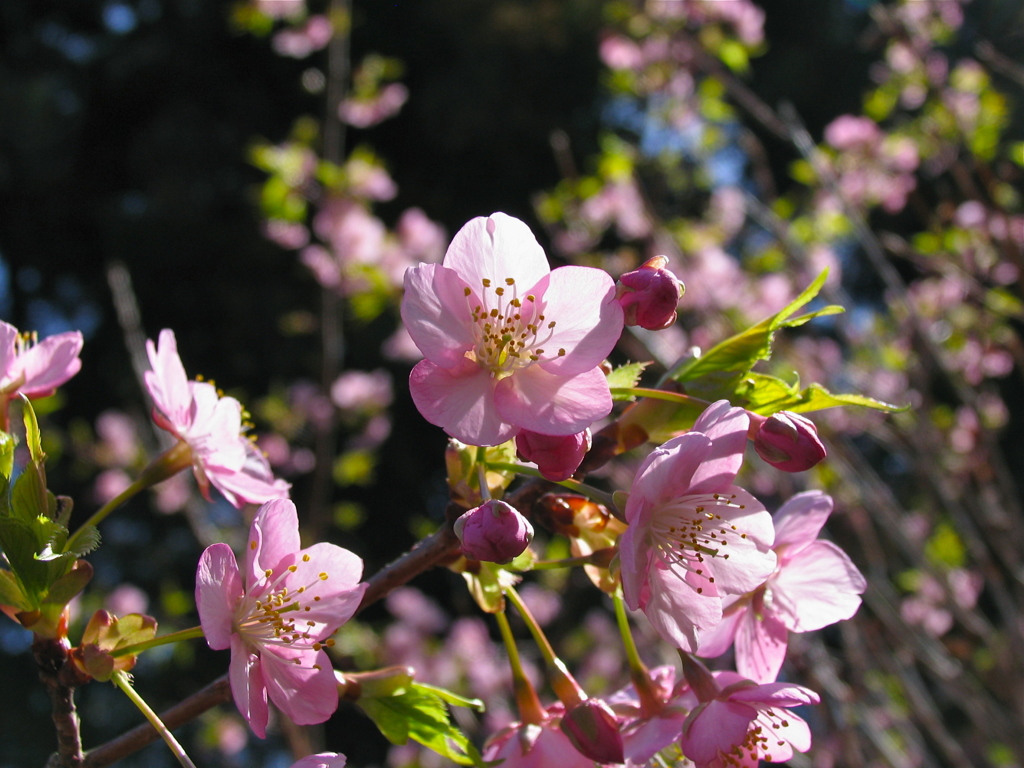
[144, 329, 290, 507]
[338, 83, 409, 128]
[454, 499, 534, 564]
[401, 213, 623, 446]
[272, 15, 333, 58]
[699, 492, 866, 682]
[680, 667, 819, 767]
[263, 219, 310, 250]
[256, 0, 304, 20]
[560, 698, 625, 764]
[619, 401, 776, 651]
[483, 703, 596, 768]
[397, 207, 447, 263]
[0, 321, 83, 400]
[345, 156, 398, 202]
[289, 754, 346, 768]
[515, 429, 591, 481]
[824, 115, 882, 151]
[196, 499, 366, 737]
[330, 369, 393, 414]
[313, 199, 386, 267]
[617, 255, 684, 331]
[752, 411, 827, 472]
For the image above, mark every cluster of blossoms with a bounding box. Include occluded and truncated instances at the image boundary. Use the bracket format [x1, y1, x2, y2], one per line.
[395, 213, 863, 767]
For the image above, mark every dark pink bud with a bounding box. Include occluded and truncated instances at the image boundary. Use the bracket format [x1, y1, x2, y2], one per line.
[453, 500, 534, 564]
[559, 698, 625, 764]
[515, 429, 591, 482]
[615, 255, 684, 331]
[753, 411, 827, 472]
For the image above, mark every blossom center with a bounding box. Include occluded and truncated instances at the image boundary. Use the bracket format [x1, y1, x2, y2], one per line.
[464, 277, 565, 378]
[649, 492, 748, 591]
[233, 554, 336, 656]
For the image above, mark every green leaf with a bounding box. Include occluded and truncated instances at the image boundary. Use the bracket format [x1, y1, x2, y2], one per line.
[671, 269, 840, 386]
[0, 569, 30, 611]
[414, 682, 485, 713]
[21, 396, 43, 464]
[358, 683, 483, 766]
[0, 431, 14, 481]
[738, 373, 905, 415]
[606, 362, 651, 401]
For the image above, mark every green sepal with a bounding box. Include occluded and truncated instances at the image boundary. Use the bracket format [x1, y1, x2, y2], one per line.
[606, 362, 651, 401]
[358, 682, 489, 766]
[451, 559, 523, 614]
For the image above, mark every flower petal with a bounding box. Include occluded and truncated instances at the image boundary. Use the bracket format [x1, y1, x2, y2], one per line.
[250, 499, 302, 577]
[277, 542, 367, 638]
[628, 433, 711, 510]
[696, 598, 747, 659]
[144, 329, 192, 430]
[734, 609, 789, 684]
[208, 441, 291, 508]
[495, 365, 611, 436]
[688, 402, 750, 495]
[442, 213, 550, 293]
[11, 331, 83, 398]
[681, 700, 757, 765]
[770, 540, 866, 631]
[230, 635, 269, 737]
[261, 646, 339, 725]
[643, 562, 722, 651]
[195, 543, 242, 651]
[0, 322, 18, 381]
[408, 357, 515, 446]
[536, 265, 623, 376]
[401, 263, 477, 368]
[772, 491, 833, 555]
[703, 487, 775, 594]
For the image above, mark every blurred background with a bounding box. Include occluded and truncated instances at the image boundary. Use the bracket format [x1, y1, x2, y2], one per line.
[1, 0, 1023, 766]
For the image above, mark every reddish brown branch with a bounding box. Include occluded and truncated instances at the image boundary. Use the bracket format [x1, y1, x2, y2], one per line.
[36, 636, 86, 768]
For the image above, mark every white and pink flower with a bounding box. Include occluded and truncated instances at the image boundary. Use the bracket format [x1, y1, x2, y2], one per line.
[401, 212, 623, 446]
[619, 401, 776, 651]
[0, 321, 83, 400]
[699, 491, 866, 682]
[145, 329, 290, 507]
[196, 499, 366, 736]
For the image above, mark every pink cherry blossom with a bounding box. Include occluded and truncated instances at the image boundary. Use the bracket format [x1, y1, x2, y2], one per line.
[619, 401, 776, 652]
[145, 329, 291, 507]
[680, 669, 819, 768]
[699, 491, 866, 683]
[482, 703, 597, 768]
[401, 212, 624, 446]
[196, 499, 366, 737]
[608, 666, 691, 767]
[0, 320, 83, 400]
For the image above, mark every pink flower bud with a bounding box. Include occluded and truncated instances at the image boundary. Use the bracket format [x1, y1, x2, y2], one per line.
[615, 256, 684, 330]
[753, 411, 827, 472]
[515, 429, 591, 482]
[453, 500, 534, 564]
[559, 698, 625, 764]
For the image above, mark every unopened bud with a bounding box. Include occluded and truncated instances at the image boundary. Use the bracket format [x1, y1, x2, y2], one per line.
[515, 429, 591, 482]
[560, 698, 625, 764]
[753, 411, 827, 472]
[615, 256, 684, 331]
[454, 500, 534, 564]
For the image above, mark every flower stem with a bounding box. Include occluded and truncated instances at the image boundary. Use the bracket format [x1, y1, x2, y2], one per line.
[610, 387, 710, 407]
[613, 593, 662, 718]
[495, 609, 546, 725]
[486, 462, 616, 508]
[68, 441, 192, 551]
[111, 626, 206, 658]
[504, 585, 584, 708]
[476, 446, 492, 501]
[110, 670, 197, 768]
